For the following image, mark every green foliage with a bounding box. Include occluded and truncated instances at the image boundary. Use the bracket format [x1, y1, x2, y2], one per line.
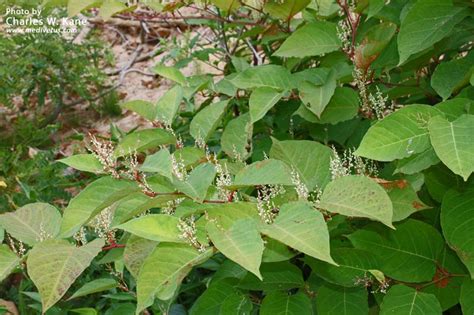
[2, 0, 474, 314]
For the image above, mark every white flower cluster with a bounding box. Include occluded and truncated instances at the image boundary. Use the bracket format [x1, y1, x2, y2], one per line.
[337, 19, 352, 54]
[290, 168, 309, 200]
[178, 216, 206, 252]
[354, 68, 394, 119]
[171, 153, 188, 181]
[36, 223, 53, 242]
[161, 197, 185, 215]
[89, 134, 119, 178]
[215, 161, 233, 201]
[91, 206, 114, 240]
[73, 226, 88, 245]
[257, 184, 286, 224]
[368, 86, 394, 120]
[7, 234, 25, 257]
[330, 146, 378, 180]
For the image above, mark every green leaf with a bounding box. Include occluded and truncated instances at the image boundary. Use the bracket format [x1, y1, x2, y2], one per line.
[435, 98, 473, 121]
[461, 279, 474, 314]
[233, 159, 293, 186]
[0, 203, 61, 245]
[355, 105, 443, 161]
[140, 149, 172, 178]
[355, 22, 396, 70]
[67, 0, 98, 17]
[388, 186, 429, 222]
[270, 138, 332, 190]
[431, 52, 474, 100]
[306, 248, 379, 287]
[260, 201, 335, 264]
[441, 188, 474, 278]
[319, 175, 394, 228]
[204, 202, 260, 229]
[27, 239, 104, 313]
[60, 177, 139, 237]
[173, 163, 216, 202]
[249, 87, 285, 123]
[0, 245, 19, 282]
[152, 64, 186, 85]
[117, 214, 183, 243]
[348, 219, 445, 282]
[295, 87, 359, 125]
[68, 278, 118, 300]
[207, 219, 264, 279]
[190, 280, 252, 315]
[99, 0, 127, 20]
[262, 238, 297, 263]
[367, 0, 384, 19]
[123, 235, 157, 278]
[428, 115, 474, 181]
[114, 129, 176, 157]
[274, 22, 340, 58]
[397, 1, 466, 65]
[260, 291, 312, 315]
[230, 65, 292, 90]
[380, 285, 442, 315]
[155, 85, 183, 125]
[263, 0, 311, 21]
[221, 113, 253, 160]
[237, 262, 304, 291]
[316, 284, 369, 315]
[59, 154, 103, 173]
[299, 69, 337, 117]
[395, 147, 440, 175]
[121, 100, 156, 121]
[210, 0, 239, 12]
[190, 100, 228, 141]
[136, 244, 213, 313]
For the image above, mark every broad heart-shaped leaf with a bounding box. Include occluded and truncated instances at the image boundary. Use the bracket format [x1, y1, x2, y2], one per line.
[355, 105, 443, 161]
[221, 113, 253, 160]
[431, 52, 474, 100]
[380, 285, 442, 315]
[299, 69, 337, 118]
[429, 115, 474, 181]
[233, 159, 293, 186]
[59, 154, 103, 173]
[173, 163, 216, 203]
[190, 100, 228, 141]
[202, 202, 260, 229]
[140, 148, 172, 178]
[113, 128, 176, 157]
[27, 239, 104, 313]
[295, 87, 359, 125]
[207, 219, 264, 279]
[67, 0, 97, 16]
[461, 278, 474, 315]
[306, 248, 379, 287]
[249, 87, 285, 123]
[260, 291, 312, 315]
[260, 201, 335, 265]
[274, 21, 340, 58]
[316, 284, 368, 315]
[230, 65, 292, 90]
[263, 0, 310, 21]
[397, 1, 466, 65]
[319, 175, 394, 228]
[237, 261, 304, 291]
[0, 245, 19, 282]
[123, 235, 157, 278]
[441, 188, 474, 278]
[121, 100, 156, 121]
[270, 138, 332, 190]
[68, 278, 118, 300]
[348, 219, 445, 282]
[0, 203, 61, 245]
[136, 243, 213, 314]
[354, 22, 396, 70]
[117, 214, 183, 243]
[155, 85, 183, 125]
[152, 64, 186, 85]
[395, 147, 440, 175]
[190, 279, 252, 315]
[388, 185, 430, 222]
[60, 177, 139, 237]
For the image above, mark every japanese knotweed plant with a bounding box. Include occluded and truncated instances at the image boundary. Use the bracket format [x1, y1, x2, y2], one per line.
[1, 0, 474, 314]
